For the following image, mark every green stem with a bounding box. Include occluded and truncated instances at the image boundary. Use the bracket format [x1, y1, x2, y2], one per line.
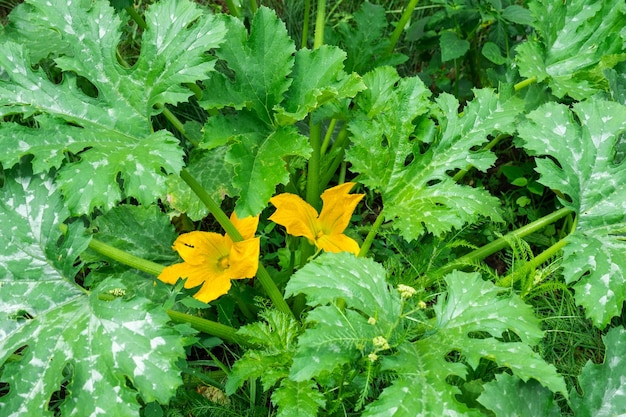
[125, 6, 147, 30]
[248, 0, 258, 14]
[320, 119, 337, 155]
[514, 76, 537, 91]
[224, 0, 242, 17]
[257, 264, 293, 317]
[161, 107, 189, 141]
[358, 209, 386, 258]
[386, 0, 420, 55]
[180, 169, 293, 317]
[427, 207, 573, 285]
[298, 119, 323, 317]
[306, 122, 322, 208]
[320, 124, 350, 190]
[497, 237, 568, 288]
[167, 310, 248, 345]
[180, 169, 242, 241]
[452, 133, 507, 182]
[313, 0, 326, 49]
[302, 0, 311, 48]
[88, 234, 164, 277]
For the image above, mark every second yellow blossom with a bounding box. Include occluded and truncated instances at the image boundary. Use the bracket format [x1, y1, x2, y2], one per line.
[269, 182, 364, 255]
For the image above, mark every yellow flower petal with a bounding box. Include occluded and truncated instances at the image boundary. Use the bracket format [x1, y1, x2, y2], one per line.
[230, 212, 259, 240]
[171, 231, 229, 266]
[318, 182, 364, 235]
[269, 193, 319, 242]
[193, 277, 234, 303]
[316, 233, 361, 255]
[158, 215, 261, 303]
[228, 237, 261, 280]
[158, 262, 191, 285]
[158, 255, 237, 303]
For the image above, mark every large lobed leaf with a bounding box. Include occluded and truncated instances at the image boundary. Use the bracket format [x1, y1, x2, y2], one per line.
[478, 373, 561, 417]
[516, 0, 626, 100]
[347, 67, 521, 241]
[271, 379, 326, 417]
[428, 271, 566, 394]
[199, 7, 363, 217]
[0, 164, 188, 416]
[285, 253, 402, 381]
[363, 344, 477, 417]
[517, 100, 626, 327]
[226, 310, 301, 395]
[326, 2, 407, 74]
[570, 326, 626, 416]
[364, 271, 566, 417]
[0, 0, 226, 214]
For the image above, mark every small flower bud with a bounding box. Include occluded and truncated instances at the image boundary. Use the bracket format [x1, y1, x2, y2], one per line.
[367, 317, 377, 325]
[108, 288, 126, 297]
[418, 300, 427, 309]
[397, 284, 417, 299]
[372, 336, 390, 350]
[368, 353, 379, 363]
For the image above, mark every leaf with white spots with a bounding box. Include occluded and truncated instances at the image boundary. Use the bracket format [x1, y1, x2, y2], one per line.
[199, 8, 363, 217]
[271, 379, 326, 417]
[517, 100, 626, 328]
[0, 0, 227, 214]
[363, 344, 477, 417]
[570, 326, 626, 416]
[516, 0, 626, 100]
[428, 271, 566, 395]
[0, 165, 189, 416]
[285, 252, 401, 329]
[346, 68, 521, 241]
[285, 253, 401, 381]
[363, 271, 566, 416]
[478, 374, 561, 417]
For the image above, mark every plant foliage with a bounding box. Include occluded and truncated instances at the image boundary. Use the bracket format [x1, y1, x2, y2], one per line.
[1, 0, 626, 415]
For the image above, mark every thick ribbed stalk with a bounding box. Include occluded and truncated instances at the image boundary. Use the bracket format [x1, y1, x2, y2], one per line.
[224, 0, 241, 17]
[313, 0, 326, 49]
[514, 76, 538, 91]
[320, 124, 350, 190]
[496, 238, 569, 288]
[386, 0, 420, 55]
[306, 122, 322, 209]
[167, 310, 247, 345]
[427, 207, 573, 285]
[180, 169, 242, 240]
[358, 210, 386, 258]
[87, 234, 164, 277]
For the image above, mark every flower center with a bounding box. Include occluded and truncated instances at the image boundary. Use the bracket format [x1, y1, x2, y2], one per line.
[218, 256, 230, 270]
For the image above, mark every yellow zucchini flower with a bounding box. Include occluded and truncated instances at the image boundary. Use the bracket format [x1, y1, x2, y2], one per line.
[269, 182, 364, 255]
[158, 212, 260, 303]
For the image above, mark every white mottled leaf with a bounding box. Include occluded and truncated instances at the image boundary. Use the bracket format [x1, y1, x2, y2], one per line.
[518, 100, 626, 327]
[0, 164, 188, 416]
[516, 0, 626, 100]
[347, 68, 519, 240]
[570, 327, 626, 416]
[0, 0, 226, 214]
